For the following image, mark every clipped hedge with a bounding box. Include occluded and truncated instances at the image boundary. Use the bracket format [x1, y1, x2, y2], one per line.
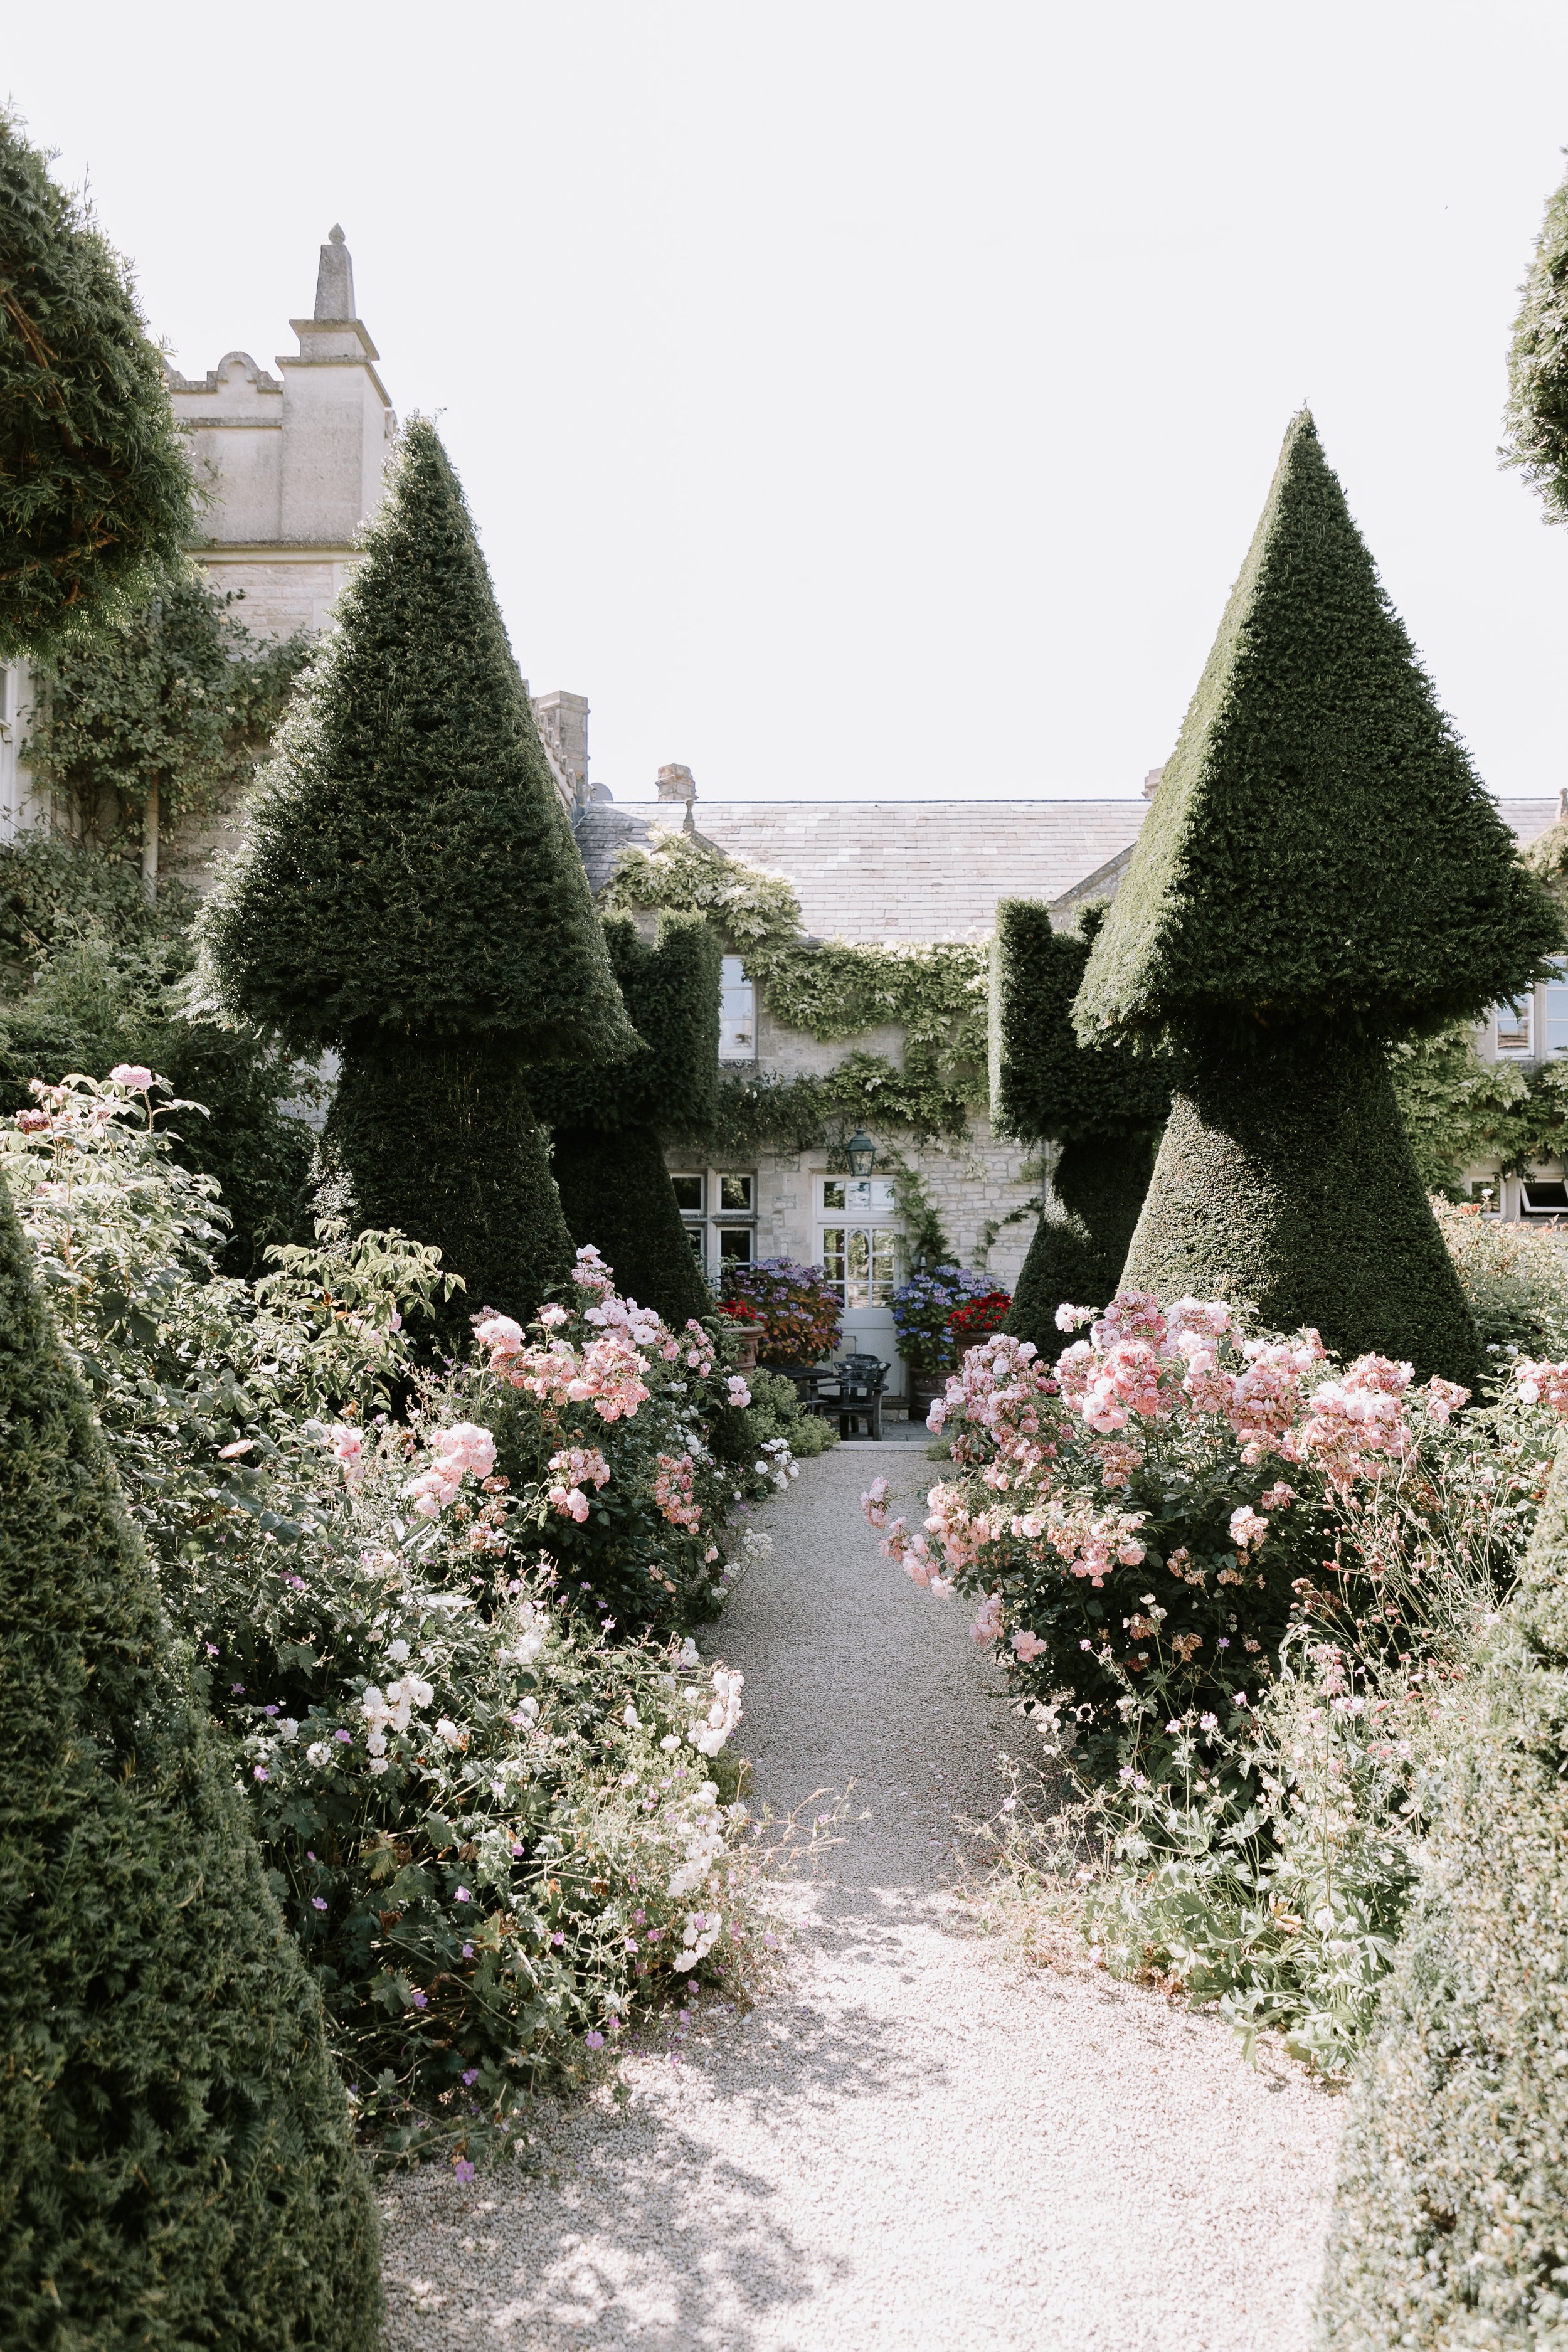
[1318, 1443, 1568, 2347]
[0, 1172, 381, 2348]
[1007, 1131, 1155, 1359]
[1123, 1037, 1480, 1386]
[324, 1038, 572, 1329]
[989, 899, 1168, 1143]
[550, 1121, 712, 1328]
[531, 910, 720, 1327]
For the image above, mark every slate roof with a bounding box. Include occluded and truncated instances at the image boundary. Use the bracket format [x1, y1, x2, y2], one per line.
[574, 794, 1562, 947]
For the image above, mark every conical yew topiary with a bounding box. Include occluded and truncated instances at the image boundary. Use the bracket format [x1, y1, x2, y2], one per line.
[990, 899, 1168, 1355]
[199, 418, 632, 1322]
[531, 913, 720, 1327]
[0, 1173, 381, 2348]
[1076, 412, 1563, 1380]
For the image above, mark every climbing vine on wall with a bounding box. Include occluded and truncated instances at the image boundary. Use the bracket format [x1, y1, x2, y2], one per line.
[604, 830, 989, 1143]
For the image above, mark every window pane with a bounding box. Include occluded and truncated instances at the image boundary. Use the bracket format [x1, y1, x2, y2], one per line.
[821, 1227, 847, 1292]
[719, 1173, 753, 1211]
[1468, 1178, 1501, 1214]
[822, 1180, 846, 1211]
[686, 1224, 706, 1261]
[718, 1226, 753, 1264]
[870, 1230, 899, 1304]
[670, 1173, 704, 1213]
[718, 955, 755, 1061]
[1547, 961, 1568, 1057]
[1497, 997, 1534, 1054]
[844, 1227, 872, 1308]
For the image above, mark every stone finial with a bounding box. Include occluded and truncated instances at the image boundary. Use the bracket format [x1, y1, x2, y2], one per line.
[657, 763, 697, 805]
[314, 225, 356, 322]
[1143, 766, 1165, 799]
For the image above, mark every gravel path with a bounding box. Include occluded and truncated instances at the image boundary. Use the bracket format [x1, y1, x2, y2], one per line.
[378, 1436, 1342, 2349]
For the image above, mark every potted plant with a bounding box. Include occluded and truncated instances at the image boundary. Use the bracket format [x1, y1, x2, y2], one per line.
[722, 1258, 842, 1377]
[892, 1266, 1004, 1421]
[718, 1292, 763, 1372]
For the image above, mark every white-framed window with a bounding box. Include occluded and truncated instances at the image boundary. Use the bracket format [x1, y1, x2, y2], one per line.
[1546, 961, 1568, 1058]
[1468, 1177, 1502, 1216]
[719, 955, 756, 1062]
[1496, 996, 1534, 1056]
[820, 1225, 899, 1308]
[672, 1167, 756, 1276]
[1522, 1177, 1568, 1218]
[821, 1177, 898, 1214]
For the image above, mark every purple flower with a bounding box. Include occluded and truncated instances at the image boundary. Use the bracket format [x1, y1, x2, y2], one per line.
[585, 2030, 605, 2051]
[253, 1766, 268, 1781]
[231, 1683, 246, 1695]
[551, 1932, 564, 1947]
[263, 1705, 278, 1717]
[205, 1643, 218, 1656]
[461, 2067, 479, 2086]
[285, 1575, 306, 1591]
[410, 1989, 428, 2010]
[453, 2158, 475, 2185]
[312, 1896, 328, 1912]
[334, 1729, 352, 1743]
[461, 1942, 474, 1959]
[454, 1886, 471, 1903]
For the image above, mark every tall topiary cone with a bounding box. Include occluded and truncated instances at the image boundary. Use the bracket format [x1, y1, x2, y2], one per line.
[1075, 411, 1563, 1382]
[1318, 1438, 1568, 2346]
[198, 417, 633, 1325]
[531, 911, 720, 1327]
[990, 899, 1169, 1355]
[0, 1175, 381, 2348]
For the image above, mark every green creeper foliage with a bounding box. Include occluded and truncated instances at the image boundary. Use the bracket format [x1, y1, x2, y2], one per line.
[551, 1123, 712, 1329]
[0, 110, 194, 659]
[1502, 155, 1568, 524]
[1318, 1443, 1568, 2347]
[0, 1172, 381, 2349]
[529, 911, 721, 1134]
[1077, 413, 1562, 1049]
[1122, 1039, 1481, 1385]
[1006, 1132, 1157, 1359]
[322, 1038, 573, 1329]
[990, 899, 1169, 1144]
[26, 556, 308, 836]
[197, 418, 631, 1062]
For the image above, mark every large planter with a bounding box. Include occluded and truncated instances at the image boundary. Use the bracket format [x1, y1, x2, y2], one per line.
[909, 1370, 947, 1426]
[730, 1328, 760, 1374]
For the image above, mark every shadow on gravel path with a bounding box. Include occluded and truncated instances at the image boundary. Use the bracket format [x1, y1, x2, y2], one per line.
[378, 1443, 1340, 2352]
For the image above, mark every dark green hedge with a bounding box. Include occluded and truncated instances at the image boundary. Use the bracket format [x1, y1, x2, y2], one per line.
[529, 911, 721, 1135]
[551, 1122, 713, 1329]
[1121, 1036, 1481, 1385]
[0, 1173, 380, 2349]
[1318, 1444, 1568, 2346]
[0, 109, 194, 660]
[1076, 413, 1563, 1050]
[324, 1038, 573, 1330]
[197, 418, 631, 1066]
[990, 899, 1169, 1143]
[1005, 1131, 1156, 1358]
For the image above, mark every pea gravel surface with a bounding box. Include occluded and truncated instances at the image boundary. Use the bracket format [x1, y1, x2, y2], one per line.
[378, 1434, 1342, 2349]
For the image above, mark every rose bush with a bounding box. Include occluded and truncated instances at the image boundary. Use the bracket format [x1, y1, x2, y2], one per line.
[2, 1069, 803, 2165]
[866, 1291, 1485, 1771]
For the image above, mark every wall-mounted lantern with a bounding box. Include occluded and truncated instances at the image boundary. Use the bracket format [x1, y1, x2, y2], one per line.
[846, 1130, 876, 1177]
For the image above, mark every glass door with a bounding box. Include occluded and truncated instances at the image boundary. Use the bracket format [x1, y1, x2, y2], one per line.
[817, 1175, 903, 1392]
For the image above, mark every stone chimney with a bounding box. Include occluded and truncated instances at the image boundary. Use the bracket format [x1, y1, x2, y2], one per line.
[1143, 766, 1165, 799]
[657, 763, 697, 805]
[532, 691, 590, 800]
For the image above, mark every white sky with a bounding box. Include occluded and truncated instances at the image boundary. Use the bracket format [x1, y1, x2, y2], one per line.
[9, 3, 1568, 805]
